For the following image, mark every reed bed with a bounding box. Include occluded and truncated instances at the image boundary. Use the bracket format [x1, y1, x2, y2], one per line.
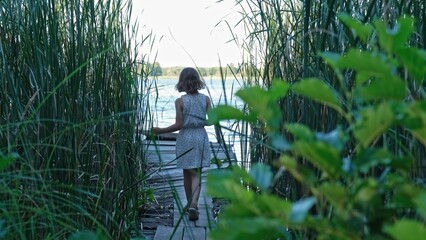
[0, 0, 156, 238]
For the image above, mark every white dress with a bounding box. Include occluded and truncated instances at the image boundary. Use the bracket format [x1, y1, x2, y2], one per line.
[175, 93, 211, 169]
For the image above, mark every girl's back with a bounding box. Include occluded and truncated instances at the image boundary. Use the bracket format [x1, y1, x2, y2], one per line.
[181, 93, 208, 129]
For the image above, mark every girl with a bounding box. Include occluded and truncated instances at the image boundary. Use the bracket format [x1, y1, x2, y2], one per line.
[152, 67, 211, 221]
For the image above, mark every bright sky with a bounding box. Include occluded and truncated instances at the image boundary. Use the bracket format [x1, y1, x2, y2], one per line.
[131, 0, 245, 67]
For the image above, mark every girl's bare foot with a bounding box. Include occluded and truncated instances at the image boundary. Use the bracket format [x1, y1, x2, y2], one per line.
[188, 207, 199, 221]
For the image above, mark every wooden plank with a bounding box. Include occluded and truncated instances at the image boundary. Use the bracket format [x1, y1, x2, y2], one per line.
[194, 202, 215, 228]
[183, 226, 206, 240]
[153, 225, 183, 240]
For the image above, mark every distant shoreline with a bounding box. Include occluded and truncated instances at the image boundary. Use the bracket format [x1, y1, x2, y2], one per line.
[156, 75, 239, 80]
[155, 65, 240, 80]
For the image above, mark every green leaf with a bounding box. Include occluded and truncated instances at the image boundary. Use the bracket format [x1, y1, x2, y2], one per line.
[317, 183, 347, 209]
[208, 180, 293, 240]
[384, 220, 426, 240]
[249, 164, 273, 192]
[269, 80, 291, 101]
[414, 192, 426, 220]
[354, 102, 395, 147]
[285, 123, 314, 141]
[393, 184, 420, 208]
[354, 179, 379, 203]
[292, 140, 342, 178]
[207, 105, 256, 125]
[292, 78, 343, 113]
[353, 148, 411, 173]
[338, 13, 374, 43]
[287, 126, 347, 163]
[210, 217, 290, 240]
[401, 101, 426, 147]
[68, 230, 106, 240]
[315, 127, 347, 152]
[270, 133, 291, 151]
[0, 153, 19, 170]
[396, 47, 426, 84]
[279, 155, 317, 186]
[236, 84, 284, 132]
[337, 50, 392, 82]
[219, 192, 292, 219]
[375, 16, 415, 54]
[207, 167, 255, 201]
[236, 86, 268, 108]
[355, 71, 373, 85]
[319, 52, 342, 69]
[290, 197, 316, 223]
[355, 76, 407, 102]
[0, 220, 7, 239]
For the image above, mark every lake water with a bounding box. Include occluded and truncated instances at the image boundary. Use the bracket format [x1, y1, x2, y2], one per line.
[150, 77, 247, 162]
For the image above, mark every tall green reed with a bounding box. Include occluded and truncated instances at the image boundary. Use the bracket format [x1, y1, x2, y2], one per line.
[0, 0, 155, 238]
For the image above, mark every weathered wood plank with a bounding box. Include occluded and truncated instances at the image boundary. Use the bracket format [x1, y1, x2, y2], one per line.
[183, 226, 206, 240]
[153, 225, 183, 240]
[195, 204, 215, 228]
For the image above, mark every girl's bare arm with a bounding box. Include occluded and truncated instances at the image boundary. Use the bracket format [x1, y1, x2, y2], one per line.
[152, 98, 183, 134]
[206, 95, 211, 112]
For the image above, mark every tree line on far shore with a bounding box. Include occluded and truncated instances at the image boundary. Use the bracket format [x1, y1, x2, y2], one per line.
[142, 62, 239, 77]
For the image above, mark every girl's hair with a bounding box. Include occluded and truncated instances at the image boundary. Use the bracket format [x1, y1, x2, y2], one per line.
[175, 67, 205, 93]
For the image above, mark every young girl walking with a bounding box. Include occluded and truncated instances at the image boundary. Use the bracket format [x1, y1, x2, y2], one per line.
[151, 67, 211, 221]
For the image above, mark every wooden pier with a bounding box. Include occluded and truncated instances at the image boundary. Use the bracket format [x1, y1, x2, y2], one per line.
[141, 133, 235, 240]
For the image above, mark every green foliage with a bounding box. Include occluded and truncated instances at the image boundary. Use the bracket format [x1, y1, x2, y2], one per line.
[207, 15, 426, 239]
[68, 230, 107, 240]
[0, 153, 18, 170]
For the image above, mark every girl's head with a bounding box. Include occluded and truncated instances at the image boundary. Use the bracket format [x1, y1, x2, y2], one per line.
[175, 67, 205, 93]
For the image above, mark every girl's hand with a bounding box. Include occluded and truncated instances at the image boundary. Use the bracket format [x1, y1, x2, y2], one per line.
[151, 127, 161, 135]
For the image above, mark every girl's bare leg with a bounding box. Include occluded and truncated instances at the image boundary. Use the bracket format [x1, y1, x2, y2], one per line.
[190, 168, 202, 208]
[183, 168, 202, 207]
[184, 168, 201, 221]
[183, 169, 192, 208]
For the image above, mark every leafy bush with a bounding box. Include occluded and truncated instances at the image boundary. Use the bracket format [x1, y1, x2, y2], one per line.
[207, 14, 426, 240]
